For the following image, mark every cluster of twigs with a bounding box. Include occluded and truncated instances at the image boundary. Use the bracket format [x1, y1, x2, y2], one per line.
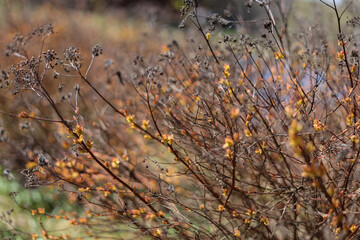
[1, 0, 360, 239]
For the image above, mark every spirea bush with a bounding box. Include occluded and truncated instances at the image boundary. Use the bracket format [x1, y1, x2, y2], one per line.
[1, 0, 360, 239]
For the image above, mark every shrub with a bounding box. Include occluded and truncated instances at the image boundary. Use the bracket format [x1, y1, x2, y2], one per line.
[1, 0, 360, 239]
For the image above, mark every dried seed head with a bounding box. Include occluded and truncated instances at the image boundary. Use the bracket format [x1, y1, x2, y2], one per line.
[37, 154, 49, 167]
[92, 44, 103, 57]
[43, 50, 57, 64]
[31, 23, 54, 37]
[264, 21, 272, 33]
[5, 33, 24, 57]
[64, 46, 82, 69]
